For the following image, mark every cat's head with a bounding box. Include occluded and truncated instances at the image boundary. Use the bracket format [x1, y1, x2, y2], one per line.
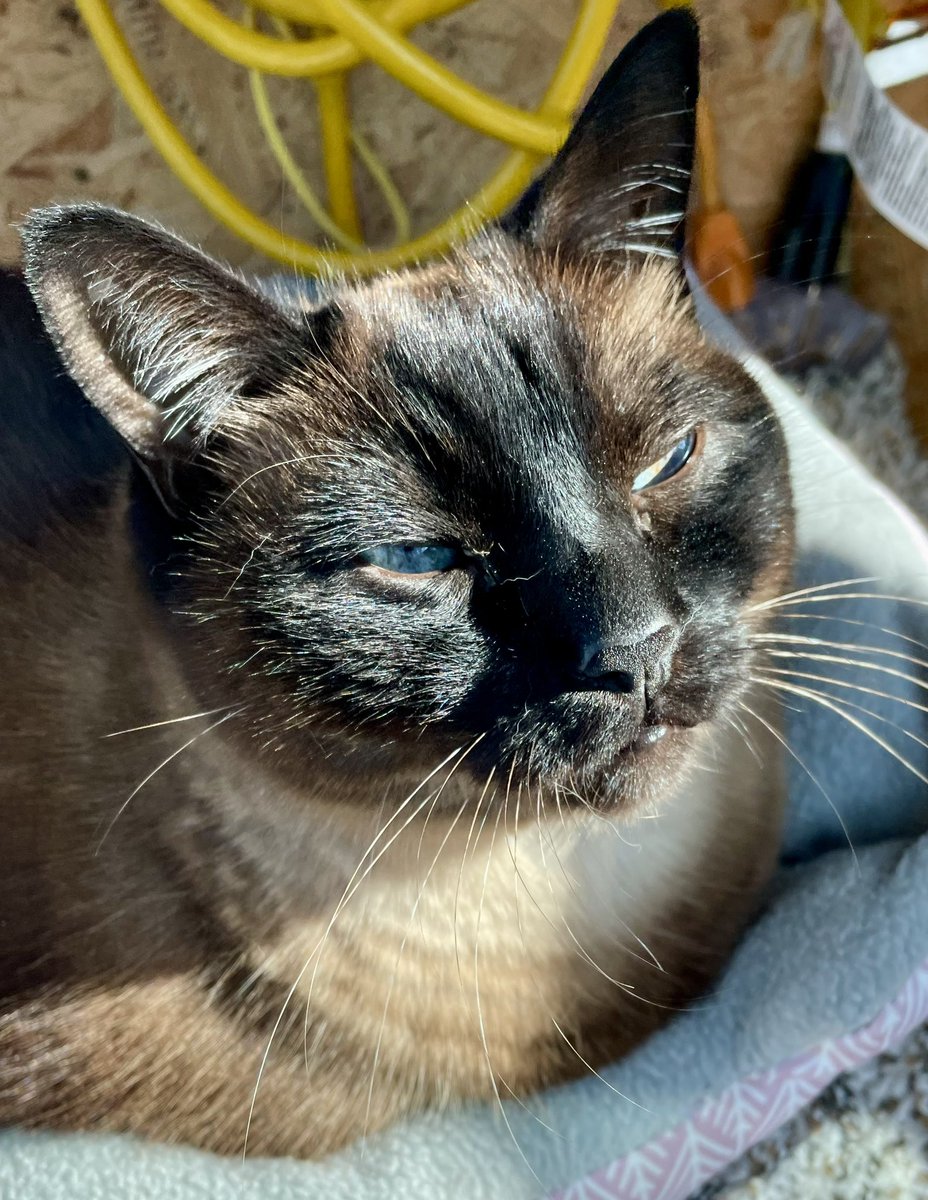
[22, 12, 792, 814]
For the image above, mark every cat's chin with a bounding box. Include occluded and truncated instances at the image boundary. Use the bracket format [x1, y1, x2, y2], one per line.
[547, 723, 699, 813]
[466, 714, 702, 815]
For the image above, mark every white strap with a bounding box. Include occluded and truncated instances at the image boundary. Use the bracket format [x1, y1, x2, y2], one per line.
[822, 0, 928, 251]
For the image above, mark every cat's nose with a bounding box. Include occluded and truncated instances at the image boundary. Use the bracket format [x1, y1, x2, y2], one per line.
[572, 622, 678, 698]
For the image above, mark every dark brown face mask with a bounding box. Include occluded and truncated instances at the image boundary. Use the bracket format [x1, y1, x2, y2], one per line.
[19, 9, 790, 816]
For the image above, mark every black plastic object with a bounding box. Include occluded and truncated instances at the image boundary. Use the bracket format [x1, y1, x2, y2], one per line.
[768, 150, 854, 286]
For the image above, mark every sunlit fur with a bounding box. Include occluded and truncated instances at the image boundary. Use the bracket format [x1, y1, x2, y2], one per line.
[0, 11, 800, 1161]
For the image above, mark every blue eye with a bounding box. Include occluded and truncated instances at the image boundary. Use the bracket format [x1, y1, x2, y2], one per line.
[631, 429, 699, 493]
[360, 543, 463, 575]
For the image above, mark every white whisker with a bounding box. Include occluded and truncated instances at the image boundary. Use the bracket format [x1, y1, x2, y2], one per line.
[219, 454, 339, 508]
[756, 663, 928, 717]
[754, 676, 928, 788]
[765, 592, 928, 612]
[737, 694, 858, 870]
[507, 786, 642, 1118]
[245, 742, 468, 1159]
[758, 648, 928, 694]
[472, 802, 540, 1184]
[755, 631, 928, 673]
[748, 576, 877, 613]
[775, 610, 928, 657]
[536, 784, 659, 985]
[452, 767, 497, 992]
[361, 788, 473, 1145]
[96, 710, 241, 852]
[756, 669, 928, 754]
[102, 705, 237, 737]
[361, 735, 486, 1141]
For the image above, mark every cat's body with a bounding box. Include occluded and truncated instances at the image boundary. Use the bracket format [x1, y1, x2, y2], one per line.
[0, 399, 783, 1152]
[0, 557, 781, 1153]
[0, 14, 793, 1159]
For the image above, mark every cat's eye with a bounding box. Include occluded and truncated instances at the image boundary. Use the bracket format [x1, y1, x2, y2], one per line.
[631, 429, 699, 493]
[359, 543, 463, 576]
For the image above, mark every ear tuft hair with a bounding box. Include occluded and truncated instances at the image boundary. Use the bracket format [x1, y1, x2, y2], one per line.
[503, 10, 699, 262]
[21, 205, 303, 460]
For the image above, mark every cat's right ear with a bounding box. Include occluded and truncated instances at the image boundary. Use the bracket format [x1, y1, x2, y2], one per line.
[502, 10, 699, 261]
[21, 205, 306, 462]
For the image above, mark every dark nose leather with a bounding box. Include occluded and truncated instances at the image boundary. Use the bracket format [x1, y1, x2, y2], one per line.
[573, 623, 677, 697]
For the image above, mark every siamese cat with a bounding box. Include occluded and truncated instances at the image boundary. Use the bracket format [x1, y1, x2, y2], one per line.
[0, 11, 792, 1159]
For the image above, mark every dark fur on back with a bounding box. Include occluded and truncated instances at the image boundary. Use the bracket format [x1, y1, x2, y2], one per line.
[0, 271, 125, 539]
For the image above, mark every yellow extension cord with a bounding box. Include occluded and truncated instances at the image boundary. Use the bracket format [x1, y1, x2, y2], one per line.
[245, 8, 411, 251]
[74, 0, 622, 275]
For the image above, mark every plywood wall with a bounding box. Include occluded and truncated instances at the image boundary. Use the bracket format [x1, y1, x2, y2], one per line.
[0, 0, 823, 271]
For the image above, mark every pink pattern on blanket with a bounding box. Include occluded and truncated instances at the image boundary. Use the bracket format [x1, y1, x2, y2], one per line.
[551, 958, 928, 1200]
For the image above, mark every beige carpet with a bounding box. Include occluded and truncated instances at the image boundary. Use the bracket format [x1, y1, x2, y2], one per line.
[700, 1021, 928, 1199]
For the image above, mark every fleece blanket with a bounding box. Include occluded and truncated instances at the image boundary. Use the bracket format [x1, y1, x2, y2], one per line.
[2, 352, 927, 1199]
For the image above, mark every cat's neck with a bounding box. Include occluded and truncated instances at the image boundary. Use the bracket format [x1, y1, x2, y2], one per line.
[152, 687, 781, 1091]
[54, 571, 782, 1102]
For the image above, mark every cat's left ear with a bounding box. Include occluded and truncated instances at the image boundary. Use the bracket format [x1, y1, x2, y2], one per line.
[21, 205, 305, 461]
[503, 9, 699, 261]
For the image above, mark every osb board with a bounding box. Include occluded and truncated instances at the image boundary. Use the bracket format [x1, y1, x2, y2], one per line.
[0, 0, 821, 271]
[848, 74, 928, 445]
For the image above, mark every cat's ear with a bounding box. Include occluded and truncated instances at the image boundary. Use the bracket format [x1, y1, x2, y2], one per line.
[21, 205, 303, 460]
[503, 10, 699, 260]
